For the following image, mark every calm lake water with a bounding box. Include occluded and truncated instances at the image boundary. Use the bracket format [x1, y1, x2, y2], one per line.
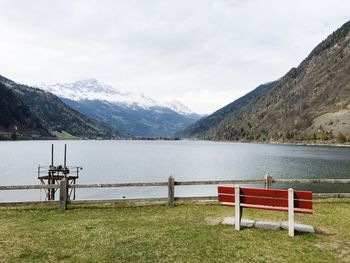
[0, 140, 349, 202]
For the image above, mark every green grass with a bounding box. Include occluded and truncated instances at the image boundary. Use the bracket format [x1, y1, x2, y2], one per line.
[0, 199, 349, 263]
[51, 131, 78, 140]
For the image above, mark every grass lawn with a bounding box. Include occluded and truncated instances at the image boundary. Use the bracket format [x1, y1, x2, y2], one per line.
[0, 199, 349, 263]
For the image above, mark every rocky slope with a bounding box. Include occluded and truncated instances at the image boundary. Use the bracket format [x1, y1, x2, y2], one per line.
[182, 20, 350, 143]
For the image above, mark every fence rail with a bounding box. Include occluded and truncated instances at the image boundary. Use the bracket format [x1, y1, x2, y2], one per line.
[1, 178, 350, 190]
[0, 184, 60, 190]
[272, 179, 350, 184]
[0, 175, 349, 211]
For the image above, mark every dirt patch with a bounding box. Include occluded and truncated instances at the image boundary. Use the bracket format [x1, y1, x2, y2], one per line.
[314, 227, 335, 236]
[205, 217, 223, 225]
[316, 240, 340, 250]
[316, 239, 350, 262]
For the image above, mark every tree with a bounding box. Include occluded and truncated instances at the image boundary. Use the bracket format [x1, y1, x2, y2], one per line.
[11, 131, 17, 140]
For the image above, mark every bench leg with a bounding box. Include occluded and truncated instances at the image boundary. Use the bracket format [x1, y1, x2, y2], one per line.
[288, 188, 294, 237]
[235, 186, 241, 231]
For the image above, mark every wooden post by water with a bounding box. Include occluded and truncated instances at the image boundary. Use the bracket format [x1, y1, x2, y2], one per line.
[59, 177, 68, 211]
[64, 144, 67, 168]
[168, 175, 175, 207]
[265, 173, 273, 189]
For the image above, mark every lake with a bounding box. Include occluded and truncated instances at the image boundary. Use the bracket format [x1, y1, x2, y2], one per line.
[0, 140, 349, 202]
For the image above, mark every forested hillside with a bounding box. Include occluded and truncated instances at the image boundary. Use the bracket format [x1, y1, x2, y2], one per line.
[182, 20, 350, 143]
[0, 75, 123, 140]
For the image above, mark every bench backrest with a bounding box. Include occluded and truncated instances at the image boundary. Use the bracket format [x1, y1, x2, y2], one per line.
[218, 186, 312, 214]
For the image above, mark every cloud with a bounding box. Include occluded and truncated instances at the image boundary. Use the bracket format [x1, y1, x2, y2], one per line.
[0, 0, 349, 114]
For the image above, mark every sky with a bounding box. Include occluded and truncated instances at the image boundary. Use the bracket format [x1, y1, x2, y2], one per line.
[0, 0, 349, 114]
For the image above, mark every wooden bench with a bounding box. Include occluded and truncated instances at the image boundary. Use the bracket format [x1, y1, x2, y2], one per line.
[218, 186, 313, 237]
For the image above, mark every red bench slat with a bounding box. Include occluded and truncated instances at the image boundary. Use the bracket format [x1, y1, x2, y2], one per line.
[294, 191, 313, 200]
[218, 186, 313, 214]
[295, 199, 313, 210]
[218, 194, 312, 209]
[220, 202, 313, 214]
[241, 196, 288, 207]
[218, 186, 235, 195]
[241, 187, 289, 199]
[218, 194, 235, 203]
[218, 186, 312, 201]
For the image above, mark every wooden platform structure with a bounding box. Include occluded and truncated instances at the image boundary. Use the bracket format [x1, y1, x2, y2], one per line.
[38, 144, 82, 201]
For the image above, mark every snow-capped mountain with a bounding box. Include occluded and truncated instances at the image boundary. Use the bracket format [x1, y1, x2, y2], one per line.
[38, 79, 195, 115]
[163, 100, 194, 116]
[37, 79, 201, 137]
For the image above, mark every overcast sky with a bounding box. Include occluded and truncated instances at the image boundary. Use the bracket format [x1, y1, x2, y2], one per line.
[0, 0, 349, 114]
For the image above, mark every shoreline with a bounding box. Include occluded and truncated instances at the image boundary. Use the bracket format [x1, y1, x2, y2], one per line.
[1, 137, 350, 148]
[187, 138, 350, 148]
[266, 141, 350, 148]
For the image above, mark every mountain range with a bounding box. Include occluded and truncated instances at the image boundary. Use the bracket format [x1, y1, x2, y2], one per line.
[181, 20, 350, 143]
[1, 20, 349, 142]
[38, 79, 202, 137]
[0, 75, 122, 140]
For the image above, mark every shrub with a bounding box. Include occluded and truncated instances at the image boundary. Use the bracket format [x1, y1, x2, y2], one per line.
[336, 132, 346, 143]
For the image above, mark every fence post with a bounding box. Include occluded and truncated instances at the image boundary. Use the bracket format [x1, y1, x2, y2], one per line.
[168, 175, 175, 207]
[59, 177, 68, 211]
[265, 173, 273, 189]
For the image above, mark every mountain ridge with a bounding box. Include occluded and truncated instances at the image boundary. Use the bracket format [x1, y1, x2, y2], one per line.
[39, 79, 202, 137]
[181, 20, 350, 142]
[0, 75, 123, 139]
[38, 79, 197, 115]
[180, 80, 279, 137]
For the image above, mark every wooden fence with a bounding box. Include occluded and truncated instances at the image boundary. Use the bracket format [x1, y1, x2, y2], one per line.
[0, 174, 350, 211]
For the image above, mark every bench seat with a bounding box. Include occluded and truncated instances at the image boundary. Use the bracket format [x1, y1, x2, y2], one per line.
[220, 202, 313, 214]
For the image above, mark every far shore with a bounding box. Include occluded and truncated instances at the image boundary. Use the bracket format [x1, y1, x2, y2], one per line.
[187, 138, 350, 148]
[1, 136, 350, 148]
[267, 140, 350, 148]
